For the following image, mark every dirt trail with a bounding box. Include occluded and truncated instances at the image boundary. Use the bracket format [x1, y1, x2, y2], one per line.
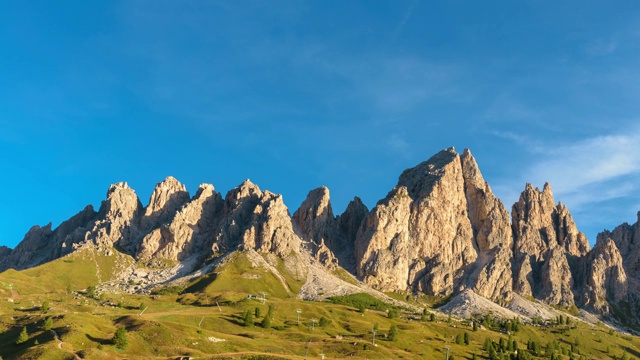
[51, 329, 81, 359]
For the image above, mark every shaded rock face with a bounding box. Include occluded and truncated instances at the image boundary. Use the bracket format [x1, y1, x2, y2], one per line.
[460, 149, 514, 301]
[293, 187, 339, 268]
[0, 205, 98, 271]
[141, 176, 190, 231]
[579, 238, 627, 312]
[598, 212, 640, 278]
[212, 180, 302, 258]
[1, 177, 306, 271]
[292, 187, 368, 270]
[137, 184, 222, 261]
[511, 183, 590, 305]
[355, 148, 512, 298]
[89, 182, 144, 251]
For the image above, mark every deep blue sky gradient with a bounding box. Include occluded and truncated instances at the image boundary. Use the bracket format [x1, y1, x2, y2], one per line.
[2, 1, 640, 248]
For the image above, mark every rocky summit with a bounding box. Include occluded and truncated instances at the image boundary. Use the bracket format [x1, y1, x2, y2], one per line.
[1, 147, 639, 330]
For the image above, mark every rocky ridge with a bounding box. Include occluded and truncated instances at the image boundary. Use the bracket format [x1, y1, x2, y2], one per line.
[0, 147, 638, 328]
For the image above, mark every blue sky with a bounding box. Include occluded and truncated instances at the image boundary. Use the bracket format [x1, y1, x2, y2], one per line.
[1, 1, 640, 248]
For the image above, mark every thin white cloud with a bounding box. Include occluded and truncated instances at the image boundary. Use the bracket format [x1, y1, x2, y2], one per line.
[530, 133, 640, 196]
[494, 127, 640, 214]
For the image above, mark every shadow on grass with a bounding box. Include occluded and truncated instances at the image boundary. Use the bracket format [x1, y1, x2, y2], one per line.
[86, 333, 111, 345]
[14, 306, 40, 312]
[621, 345, 640, 358]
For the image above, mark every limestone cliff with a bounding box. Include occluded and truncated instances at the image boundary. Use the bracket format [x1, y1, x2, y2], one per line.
[511, 183, 589, 305]
[137, 183, 222, 261]
[292, 187, 366, 270]
[579, 237, 627, 312]
[356, 148, 479, 296]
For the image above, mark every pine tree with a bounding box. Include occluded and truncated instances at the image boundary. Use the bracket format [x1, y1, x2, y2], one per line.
[388, 309, 397, 319]
[388, 324, 398, 341]
[43, 317, 54, 331]
[16, 326, 28, 345]
[319, 316, 329, 328]
[464, 332, 470, 345]
[255, 307, 261, 318]
[456, 333, 464, 344]
[473, 321, 478, 331]
[243, 310, 254, 327]
[86, 285, 96, 299]
[430, 313, 436, 322]
[261, 313, 271, 329]
[112, 326, 128, 349]
[41, 300, 50, 313]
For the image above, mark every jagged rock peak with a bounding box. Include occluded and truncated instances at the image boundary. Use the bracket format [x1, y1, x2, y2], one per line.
[356, 146, 478, 296]
[293, 186, 334, 241]
[137, 182, 222, 261]
[227, 179, 262, 201]
[512, 181, 588, 256]
[99, 181, 142, 220]
[107, 181, 131, 194]
[396, 147, 459, 198]
[581, 237, 628, 311]
[143, 176, 190, 228]
[339, 197, 368, 241]
[195, 183, 215, 196]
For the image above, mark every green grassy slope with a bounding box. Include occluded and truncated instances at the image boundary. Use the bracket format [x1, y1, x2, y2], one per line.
[0, 251, 639, 359]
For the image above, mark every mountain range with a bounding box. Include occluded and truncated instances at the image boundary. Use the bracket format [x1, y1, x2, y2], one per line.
[1, 147, 638, 330]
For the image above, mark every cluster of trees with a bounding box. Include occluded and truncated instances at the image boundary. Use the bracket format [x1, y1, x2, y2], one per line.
[243, 304, 276, 328]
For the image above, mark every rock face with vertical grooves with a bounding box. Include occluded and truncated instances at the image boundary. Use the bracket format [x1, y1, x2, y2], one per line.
[598, 212, 640, 277]
[141, 176, 191, 231]
[460, 149, 514, 301]
[292, 187, 367, 270]
[355, 148, 478, 296]
[511, 183, 590, 305]
[89, 182, 144, 251]
[579, 238, 627, 312]
[137, 183, 222, 261]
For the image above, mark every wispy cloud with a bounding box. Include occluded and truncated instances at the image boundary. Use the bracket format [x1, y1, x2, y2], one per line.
[494, 127, 640, 213]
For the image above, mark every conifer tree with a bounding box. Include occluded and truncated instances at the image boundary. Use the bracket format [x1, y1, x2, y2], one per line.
[16, 326, 28, 345]
[112, 326, 128, 349]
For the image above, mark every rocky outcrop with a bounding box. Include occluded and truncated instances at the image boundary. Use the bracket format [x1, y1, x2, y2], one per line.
[0, 205, 98, 271]
[356, 148, 478, 296]
[292, 187, 366, 270]
[538, 247, 574, 306]
[511, 183, 589, 305]
[579, 238, 627, 312]
[460, 149, 514, 301]
[141, 177, 191, 231]
[293, 187, 339, 268]
[598, 212, 640, 278]
[137, 184, 222, 261]
[338, 197, 368, 244]
[212, 180, 302, 258]
[87, 182, 144, 251]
